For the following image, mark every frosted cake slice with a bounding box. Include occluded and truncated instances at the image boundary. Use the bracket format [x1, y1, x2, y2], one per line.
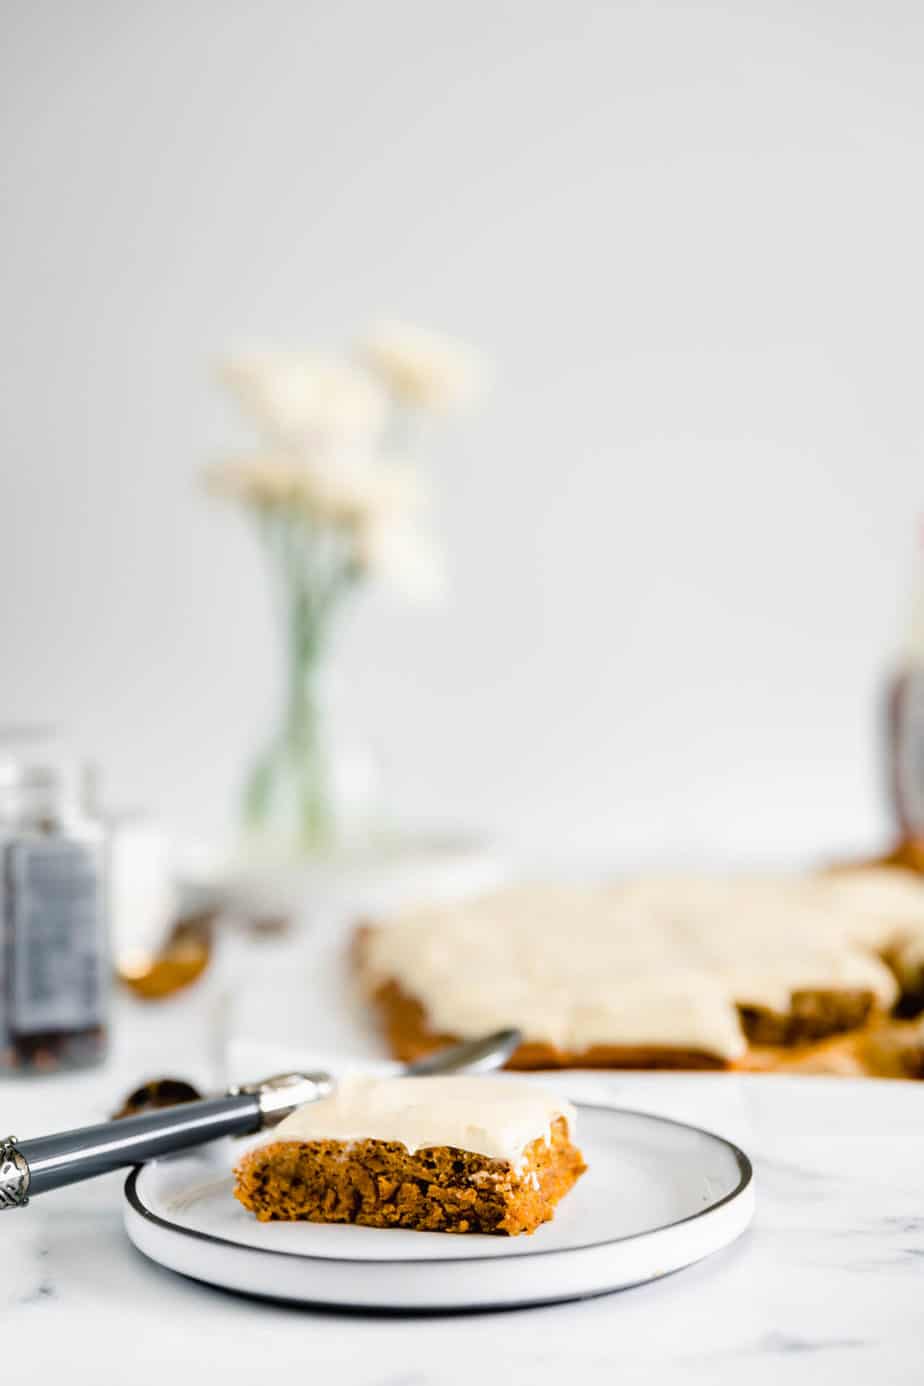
[234, 1075, 586, 1236]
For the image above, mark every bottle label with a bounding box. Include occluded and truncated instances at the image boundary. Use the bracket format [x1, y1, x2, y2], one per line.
[896, 671, 924, 836]
[7, 841, 105, 1035]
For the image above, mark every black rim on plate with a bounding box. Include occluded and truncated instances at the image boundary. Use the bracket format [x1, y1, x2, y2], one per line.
[124, 1102, 754, 1266]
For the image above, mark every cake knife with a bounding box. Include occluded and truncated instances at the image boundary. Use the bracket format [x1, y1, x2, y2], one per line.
[0, 1028, 522, 1210]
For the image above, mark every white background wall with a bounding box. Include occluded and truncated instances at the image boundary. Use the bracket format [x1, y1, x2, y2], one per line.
[2, 1, 922, 865]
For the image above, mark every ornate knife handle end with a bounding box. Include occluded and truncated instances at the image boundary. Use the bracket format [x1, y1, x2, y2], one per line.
[0, 1137, 30, 1210]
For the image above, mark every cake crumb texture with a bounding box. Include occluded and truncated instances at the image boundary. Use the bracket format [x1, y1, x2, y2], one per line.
[234, 1116, 586, 1235]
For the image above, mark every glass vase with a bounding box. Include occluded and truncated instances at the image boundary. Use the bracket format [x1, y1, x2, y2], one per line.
[239, 519, 378, 859]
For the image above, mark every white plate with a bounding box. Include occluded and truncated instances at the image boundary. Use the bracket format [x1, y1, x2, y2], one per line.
[124, 1105, 754, 1311]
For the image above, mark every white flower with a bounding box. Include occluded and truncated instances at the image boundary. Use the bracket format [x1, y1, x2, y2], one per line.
[205, 454, 443, 598]
[204, 452, 380, 524]
[358, 321, 489, 411]
[209, 332, 465, 605]
[327, 460, 443, 599]
[218, 353, 388, 450]
[300, 453, 428, 530]
[204, 454, 305, 507]
[352, 516, 445, 602]
[207, 451, 443, 602]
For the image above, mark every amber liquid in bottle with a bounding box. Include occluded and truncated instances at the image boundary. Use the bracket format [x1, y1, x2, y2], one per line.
[886, 667, 924, 846]
[884, 535, 924, 850]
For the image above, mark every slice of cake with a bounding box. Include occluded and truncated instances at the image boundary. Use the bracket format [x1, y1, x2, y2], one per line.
[234, 1075, 586, 1236]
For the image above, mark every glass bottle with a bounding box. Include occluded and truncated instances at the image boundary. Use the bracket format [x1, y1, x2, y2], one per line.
[886, 535, 924, 846]
[0, 758, 109, 1072]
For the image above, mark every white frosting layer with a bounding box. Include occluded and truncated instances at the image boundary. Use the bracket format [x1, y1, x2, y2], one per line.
[360, 874, 924, 1062]
[271, 1075, 575, 1169]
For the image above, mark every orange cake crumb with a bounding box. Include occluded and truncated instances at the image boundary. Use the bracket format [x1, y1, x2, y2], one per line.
[234, 1115, 585, 1236]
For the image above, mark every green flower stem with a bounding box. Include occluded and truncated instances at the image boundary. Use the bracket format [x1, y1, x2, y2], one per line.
[241, 505, 358, 855]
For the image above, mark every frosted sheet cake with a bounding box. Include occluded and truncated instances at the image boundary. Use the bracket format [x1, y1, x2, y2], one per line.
[355, 871, 924, 1072]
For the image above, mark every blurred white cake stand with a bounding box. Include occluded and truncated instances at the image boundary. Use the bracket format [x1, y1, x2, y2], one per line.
[176, 831, 508, 925]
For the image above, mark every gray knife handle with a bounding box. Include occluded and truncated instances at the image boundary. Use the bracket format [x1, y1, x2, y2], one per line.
[7, 1095, 260, 1203]
[0, 1071, 333, 1207]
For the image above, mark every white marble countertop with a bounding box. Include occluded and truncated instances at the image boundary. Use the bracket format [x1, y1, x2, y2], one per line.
[4, 942, 924, 1386]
